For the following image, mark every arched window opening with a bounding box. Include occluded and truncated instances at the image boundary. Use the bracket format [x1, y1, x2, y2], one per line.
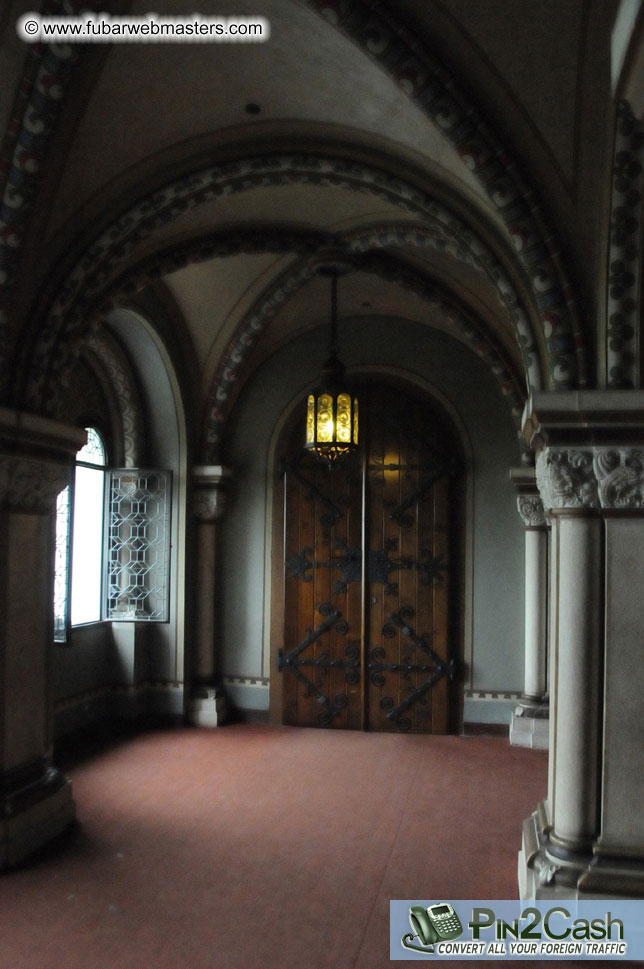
[53, 426, 172, 642]
[71, 427, 107, 626]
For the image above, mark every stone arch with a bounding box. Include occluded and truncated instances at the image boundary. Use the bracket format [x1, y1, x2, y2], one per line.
[20, 152, 565, 416]
[303, 0, 584, 383]
[83, 329, 145, 467]
[606, 100, 644, 388]
[20, 219, 527, 459]
[202, 247, 527, 462]
[0, 35, 79, 399]
[3, 3, 586, 407]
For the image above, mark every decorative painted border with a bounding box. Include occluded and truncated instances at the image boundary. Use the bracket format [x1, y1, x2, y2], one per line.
[32, 211, 533, 467]
[464, 690, 522, 701]
[21, 155, 547, 417]
[84, 329, 144, 466]
[223, 675, 270, 688]
[304, 0, 583, 386]
[0, 0, 86, 395]
[220, 683, 520, 697]
[85, 222, 529, 457]
[607, 100, 644, 388]
[1, 1, 585, 423]
[202, 243, 527, 460]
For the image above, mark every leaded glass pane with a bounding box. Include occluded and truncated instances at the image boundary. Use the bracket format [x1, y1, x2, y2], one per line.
[336, 393, 351, 443]
[316, 393, 334, 443]
[76, 426, 106, 466]
[105, 469, 171, 621]
[306, 394, 315, 445]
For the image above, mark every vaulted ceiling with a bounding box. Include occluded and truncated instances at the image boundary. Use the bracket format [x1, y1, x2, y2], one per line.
[0, 0, 620, 452]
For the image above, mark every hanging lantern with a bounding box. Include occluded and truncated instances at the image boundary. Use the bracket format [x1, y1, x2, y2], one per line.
[304, 268, 359, 468]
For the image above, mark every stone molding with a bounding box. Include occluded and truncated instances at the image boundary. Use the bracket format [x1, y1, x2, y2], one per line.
[84, 330, 144, 466]
[536, 448, 598, 511]
[516, 495, 547, 528]
[0, 408, 86, 511]
[0, 455, 72, 512]
[536, 446, 644, 511]
[594, 447, 644, 508]
[607, 101, 644, 389]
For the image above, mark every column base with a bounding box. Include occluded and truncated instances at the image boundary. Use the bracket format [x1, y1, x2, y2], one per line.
[189, 686, 227, 727]
[0, 766, 75, 870]
[510, 700, 549, 749]
[518, 802, 644, 899]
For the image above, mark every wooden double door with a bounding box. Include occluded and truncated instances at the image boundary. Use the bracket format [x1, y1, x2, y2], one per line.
[276, 383, 460, 733]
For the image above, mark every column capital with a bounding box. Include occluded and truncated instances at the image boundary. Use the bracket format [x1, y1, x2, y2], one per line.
[510, 467, 547, 527]
[0, 409, 86, 512]
[535, 446, 644, 512]
[536, 448, 598, 512]
[594, 446, 644, 509]
[522, 392, 644, 512]
[192, 465, 232, 522]
[517, 494, 547, 527]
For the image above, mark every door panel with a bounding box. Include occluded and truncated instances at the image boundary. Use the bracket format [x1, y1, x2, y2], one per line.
[280, 454, 363, 729]
[278, 384, 457, 733]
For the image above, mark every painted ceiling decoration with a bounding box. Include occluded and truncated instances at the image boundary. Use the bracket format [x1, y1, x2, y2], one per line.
[21, 151, 545, 416]
[202, 247, 526, 463]
[83, 330, 144, 467]
[0, 0, 594, 424]
[3, 0, 622, 450]
[0, 0, 91, 398]
[302, 0, 584, 385]
[0, 38, 76, 396]
[606, 99, 644, 389]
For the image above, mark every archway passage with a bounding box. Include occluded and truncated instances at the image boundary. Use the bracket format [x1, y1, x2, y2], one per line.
[276, 382, 463, 733]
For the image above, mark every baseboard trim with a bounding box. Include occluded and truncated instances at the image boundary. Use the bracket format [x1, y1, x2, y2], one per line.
[227, 708, 270, 725]
[463, 722, 510, 737]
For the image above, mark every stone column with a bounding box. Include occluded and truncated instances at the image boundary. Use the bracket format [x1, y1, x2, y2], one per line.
[0, 407, 86, 868]
[188, 465, 230, 727]
[518, 391, 644, 899]
[581, 445, 644, 896]
[510, 469, 549, 749]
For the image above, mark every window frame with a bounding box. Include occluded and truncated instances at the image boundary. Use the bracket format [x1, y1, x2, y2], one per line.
[70, 427, 108, 629]
[53, 427, 173, 641]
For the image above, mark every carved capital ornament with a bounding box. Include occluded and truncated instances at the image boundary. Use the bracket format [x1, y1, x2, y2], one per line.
[193, 488, 227, 522]
[0, 455, 72, 512]
[536, 446, 644, 512]
[517, 495, 547, 528]
[594, 447, 644, 509]
[536, 448, 598, 511]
